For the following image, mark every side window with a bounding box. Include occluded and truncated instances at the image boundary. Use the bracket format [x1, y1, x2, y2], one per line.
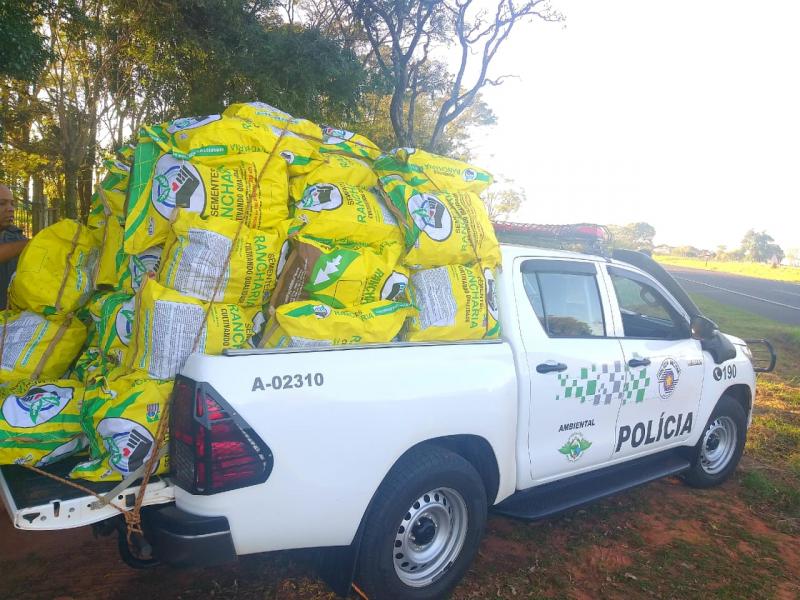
[609, 270, 688, 339]
[521, 265, 606, 338]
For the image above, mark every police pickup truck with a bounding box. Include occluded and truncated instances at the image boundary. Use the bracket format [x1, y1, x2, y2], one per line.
[0, 243, 775, 600]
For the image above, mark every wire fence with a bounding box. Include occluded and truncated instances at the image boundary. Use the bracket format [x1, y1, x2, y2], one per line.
[14, 200, 60, 238]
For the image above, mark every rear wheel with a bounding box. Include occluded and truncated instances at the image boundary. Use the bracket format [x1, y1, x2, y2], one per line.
[682, 395, 747, 488]
[356, 446, 487, 600]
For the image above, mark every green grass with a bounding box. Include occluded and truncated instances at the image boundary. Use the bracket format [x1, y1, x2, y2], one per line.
[656, 255, 800, 283]
[690, 294, 800, 383]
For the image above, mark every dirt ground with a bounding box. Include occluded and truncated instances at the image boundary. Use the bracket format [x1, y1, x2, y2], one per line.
[0, 471, 797, 599]
[2, 379, 798, 600]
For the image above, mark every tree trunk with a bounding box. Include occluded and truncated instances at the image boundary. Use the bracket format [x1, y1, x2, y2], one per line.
[63, 163, 79, 220]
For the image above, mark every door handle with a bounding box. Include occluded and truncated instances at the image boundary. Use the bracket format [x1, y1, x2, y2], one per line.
[628, 358, 651, 367]
[536, 362, 568, 374]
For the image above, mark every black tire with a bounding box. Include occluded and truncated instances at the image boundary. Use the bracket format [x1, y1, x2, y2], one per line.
[682, 394, 747, 488]
[355, 445, 487, 600]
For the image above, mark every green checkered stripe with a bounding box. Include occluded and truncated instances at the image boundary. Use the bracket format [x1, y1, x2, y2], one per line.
[623, 368, 651, 404]
[555, 362, 650, 405]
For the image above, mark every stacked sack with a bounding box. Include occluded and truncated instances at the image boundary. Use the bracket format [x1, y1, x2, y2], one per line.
[0, 217, 97, 468]
[374, 148, 501, 341]
[0, 100, 502, 477]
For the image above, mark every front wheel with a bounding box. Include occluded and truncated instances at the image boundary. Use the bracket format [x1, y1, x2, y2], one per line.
[682, 395, 747, 488]
[356, 446, 487, 600]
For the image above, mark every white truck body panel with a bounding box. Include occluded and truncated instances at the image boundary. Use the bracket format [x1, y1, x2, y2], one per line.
[177, 341, 518, 554]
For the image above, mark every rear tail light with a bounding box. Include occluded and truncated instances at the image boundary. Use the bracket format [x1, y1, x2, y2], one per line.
[171, 376, 274, 495]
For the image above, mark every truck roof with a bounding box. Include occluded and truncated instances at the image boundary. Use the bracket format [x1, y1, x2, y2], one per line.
[499, 243, 610, 264]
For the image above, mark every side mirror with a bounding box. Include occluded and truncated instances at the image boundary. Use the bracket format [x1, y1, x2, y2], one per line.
[690, 315, 718, 340]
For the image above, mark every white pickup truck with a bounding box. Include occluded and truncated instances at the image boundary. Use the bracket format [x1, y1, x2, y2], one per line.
[0, 244, 775, 600]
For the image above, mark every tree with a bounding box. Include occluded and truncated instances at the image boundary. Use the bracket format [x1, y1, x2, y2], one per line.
[608, 222, 656, 251]
[0, 0, 52, 81]
[342, 0, 562, 150]
[482, 180, 526, 220]
[739, 230, 784, 263]
[2, 0, 374, 224]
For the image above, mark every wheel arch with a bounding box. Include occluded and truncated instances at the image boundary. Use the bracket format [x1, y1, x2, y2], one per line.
[723, 383, 752, 420]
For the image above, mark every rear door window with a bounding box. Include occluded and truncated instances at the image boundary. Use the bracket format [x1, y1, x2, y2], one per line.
[521, 261, 606, 337]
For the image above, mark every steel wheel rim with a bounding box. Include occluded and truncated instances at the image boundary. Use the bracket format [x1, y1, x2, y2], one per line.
[700, 416, 737, 475]
[393, 487, 468, 588]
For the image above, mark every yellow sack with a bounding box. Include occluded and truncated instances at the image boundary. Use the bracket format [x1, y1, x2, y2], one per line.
[86, 158, 131, 230]
[145, 114, 321, 175]
[272, 299, 415, 347]
[223, 101, 323, 141]
[69, 372, 171, 482]
[292, 183, 402, 248]
[131, 279, 263, 379]
[68, 347, 104, 383]
[91, 293, 135, 366]
[380, 178, 501, 269]
[145, 114, 277, 156]
[270, 236, 407, 309]
[289, 154, 377, 201]
[315, 125, 382, 161]
[96, 219, 163, 293]
[406, 264, 500, 342]
[0, 378, 86, 467]
[159, 210, 290, 306]
[0, 312, 88, 382]
[374, 148, 493, 195]
[124, 140, 289, 255]
[10, 220, 99, 315]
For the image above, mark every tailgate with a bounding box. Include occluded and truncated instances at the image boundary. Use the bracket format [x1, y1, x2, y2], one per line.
[0, 457, 174, 531]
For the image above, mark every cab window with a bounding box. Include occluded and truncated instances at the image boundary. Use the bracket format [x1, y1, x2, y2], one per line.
[609, 268, 688, 339]
[521, 261, 606, 338]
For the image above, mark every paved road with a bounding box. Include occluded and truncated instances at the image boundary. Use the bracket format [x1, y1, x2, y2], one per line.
[665, 266, 800, 327]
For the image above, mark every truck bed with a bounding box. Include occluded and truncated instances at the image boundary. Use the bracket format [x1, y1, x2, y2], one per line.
[0, 458, 174, 531]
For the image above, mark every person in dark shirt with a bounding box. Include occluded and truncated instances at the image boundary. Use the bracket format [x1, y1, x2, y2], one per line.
[0, 184, 29, 310]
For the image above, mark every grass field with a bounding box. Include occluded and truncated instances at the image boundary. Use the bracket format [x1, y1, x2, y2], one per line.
[692, 295, 800, 384]
[655, 255, 800, 283]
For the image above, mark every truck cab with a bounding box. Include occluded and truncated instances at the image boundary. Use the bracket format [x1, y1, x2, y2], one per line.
[0, 243, 771, 600]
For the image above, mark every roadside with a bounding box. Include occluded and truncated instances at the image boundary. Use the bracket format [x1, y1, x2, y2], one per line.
[656, 256, 800, 284]
[664, 266, 800, 327]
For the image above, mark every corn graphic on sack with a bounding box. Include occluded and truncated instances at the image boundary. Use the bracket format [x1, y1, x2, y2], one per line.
[124, 139, 289, 254]
[69, 372, 171, 482]
[375, 147, 493, 195]
[406, 264, 500, 341]
[380, 178, 501, 269]
[10, 220, 99, 315]
[270, 236, 407, 309]
[0, 378, 86, 466]
[272, 299, 415, 347]
[131, 279, 262, 379]
[159, 210, 290, 305]
[0, 311, 88, 382]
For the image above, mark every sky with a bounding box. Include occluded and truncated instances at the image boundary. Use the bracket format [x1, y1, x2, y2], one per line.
[470, 0, 800, 252]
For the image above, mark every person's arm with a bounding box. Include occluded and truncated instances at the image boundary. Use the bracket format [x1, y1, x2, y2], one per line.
[0, 239, 28, 263]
